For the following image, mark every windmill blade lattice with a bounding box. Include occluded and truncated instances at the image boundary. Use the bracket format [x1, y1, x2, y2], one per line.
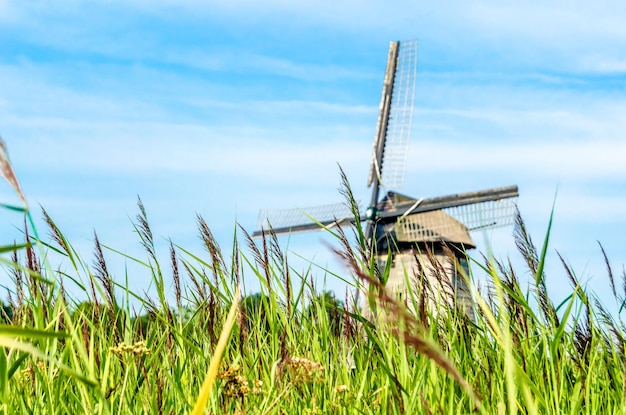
[368, 39, 418, 190]
[255, 201, 363, 236]
[395, 196, 518, 243]
[443, 197, 518, 232]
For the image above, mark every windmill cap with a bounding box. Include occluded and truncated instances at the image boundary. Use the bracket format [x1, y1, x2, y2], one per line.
[395, 210, 476, 248]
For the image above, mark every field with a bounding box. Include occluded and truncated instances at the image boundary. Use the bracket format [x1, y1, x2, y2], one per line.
[1, 159, 625, 414]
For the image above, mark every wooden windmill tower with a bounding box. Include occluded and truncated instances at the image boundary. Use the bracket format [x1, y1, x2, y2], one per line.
[253, 39, 518, 317]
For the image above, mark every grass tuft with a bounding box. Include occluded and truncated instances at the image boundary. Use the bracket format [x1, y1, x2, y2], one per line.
[0, 140, 624, 413]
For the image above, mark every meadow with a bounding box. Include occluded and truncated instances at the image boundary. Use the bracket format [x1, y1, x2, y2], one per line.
[1, 152, 625, 414]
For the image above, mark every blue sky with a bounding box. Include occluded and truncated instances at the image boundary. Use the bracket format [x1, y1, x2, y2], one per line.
[1, 1, 625, 309]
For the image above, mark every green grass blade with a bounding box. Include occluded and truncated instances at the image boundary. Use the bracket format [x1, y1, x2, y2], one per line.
[0, 346, 7, 401]
[535, 195, 556, 287]
[0, 336, 97, 388]
[0, 203, 27, 213]
[0, 326, 67, 340]
[190, 285, 240, 415]
[0, 242, 31, 253]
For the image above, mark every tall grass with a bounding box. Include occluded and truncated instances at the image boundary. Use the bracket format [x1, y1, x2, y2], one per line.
[1, 140, 625, 414]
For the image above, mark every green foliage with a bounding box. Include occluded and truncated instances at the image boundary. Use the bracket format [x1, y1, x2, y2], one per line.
[306, 291, 344, 337]
[0, 303, 11, 325]
[0, 154, 624, 413]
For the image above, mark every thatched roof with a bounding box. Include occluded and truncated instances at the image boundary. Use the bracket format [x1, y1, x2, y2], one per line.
[394, 209, 475, 248]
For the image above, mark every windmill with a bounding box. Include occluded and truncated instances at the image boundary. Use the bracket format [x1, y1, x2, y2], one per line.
[253, 39, 518, 317]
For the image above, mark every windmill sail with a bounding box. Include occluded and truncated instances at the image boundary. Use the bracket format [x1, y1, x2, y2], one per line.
[368, 39, 418, 191]
[377, 185, 519, 221]
[395, 194, 518, 243]
[254, 201, 361, 237]
[253, 185, 519, 237]
[366, 39, 418, 240]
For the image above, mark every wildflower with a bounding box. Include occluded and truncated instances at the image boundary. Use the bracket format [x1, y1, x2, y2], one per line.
[218, 365, 250, 398]
[252, 379, 264, 395]
[109, 341, 150, 357]
[224, 375, 250, 398]
[284, 357, 325, 383]
[218, 365, 242, 380]
[19, 361, 58, 382]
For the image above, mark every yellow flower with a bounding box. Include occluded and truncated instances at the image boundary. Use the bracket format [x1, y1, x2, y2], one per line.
[109, 341, 150, 357]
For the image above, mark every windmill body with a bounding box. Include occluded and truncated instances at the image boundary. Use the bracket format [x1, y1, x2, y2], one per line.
[371, 198, 476, 318]
[254, 39, 518, 318]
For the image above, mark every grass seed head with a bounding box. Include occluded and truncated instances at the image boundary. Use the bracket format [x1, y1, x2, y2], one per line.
[109, 341, 150, 357]
[252, 379, 263, 395]
[218, 365, 252, 398]
[284, 357, 325, 383]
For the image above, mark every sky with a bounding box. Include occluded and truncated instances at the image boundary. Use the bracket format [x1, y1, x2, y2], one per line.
[0, 1, 625, 311]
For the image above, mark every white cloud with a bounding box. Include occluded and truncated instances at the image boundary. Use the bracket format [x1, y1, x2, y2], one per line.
[461, 2, 626, 38]
[8, 133, 367, 182]
[579, 56, 626, 73]
[406, 137, 626, 179]
[157, 49, 377, 82]
[0, 1, 10, 18]
[5, 0, 626, 86]
[1, 0, 624, 306]
[113, 0, 626, 45]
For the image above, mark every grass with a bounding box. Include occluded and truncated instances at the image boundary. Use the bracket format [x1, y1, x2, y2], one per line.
[1, 143, 626, 414]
